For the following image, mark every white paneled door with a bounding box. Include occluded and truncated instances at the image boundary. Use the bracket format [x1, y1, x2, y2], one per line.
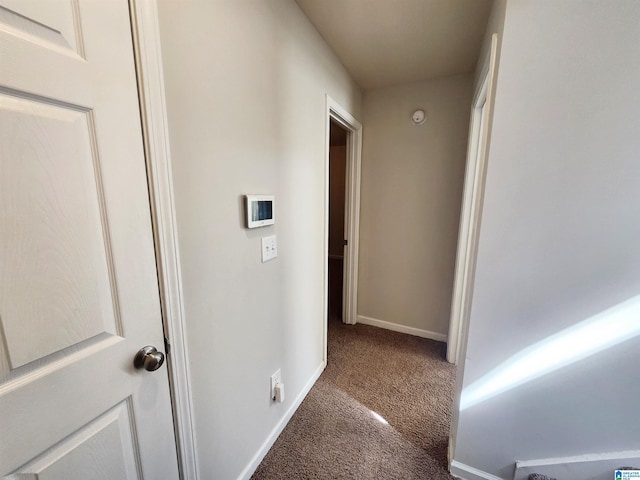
[0, 1, 180, 478]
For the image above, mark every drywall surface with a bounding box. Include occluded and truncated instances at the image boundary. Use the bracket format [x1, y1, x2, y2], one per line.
[358, 75, 473, 337]
[156, 1, 361, 478]
[453, 1, 640, 478]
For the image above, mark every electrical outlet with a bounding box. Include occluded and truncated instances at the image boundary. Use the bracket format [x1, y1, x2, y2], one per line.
[261, 235, 277, 262]
[270, 368, 281, 401]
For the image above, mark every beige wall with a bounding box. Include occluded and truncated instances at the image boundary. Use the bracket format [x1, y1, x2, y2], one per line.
[358, 75, 473, 337]
[156, 1, 361, 478]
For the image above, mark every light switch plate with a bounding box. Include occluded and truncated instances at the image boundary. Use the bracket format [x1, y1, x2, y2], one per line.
[261, 235, 277, 262]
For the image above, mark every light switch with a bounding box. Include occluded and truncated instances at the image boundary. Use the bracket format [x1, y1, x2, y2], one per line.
[261, 235, 277, 262]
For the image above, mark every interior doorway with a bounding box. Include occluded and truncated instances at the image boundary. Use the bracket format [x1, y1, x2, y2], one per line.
[322, 96, 362, 364]
[328, 119, 349, 322]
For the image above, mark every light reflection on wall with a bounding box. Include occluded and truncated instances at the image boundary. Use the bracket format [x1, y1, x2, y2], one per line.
[460, 295, 640, 410]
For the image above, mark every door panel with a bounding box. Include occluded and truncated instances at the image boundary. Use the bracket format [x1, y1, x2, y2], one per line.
[0, 0, 84, 59]
[0, 1, 179, 478]
[0, 94, 115, 371]
[7, 401, 139, 480]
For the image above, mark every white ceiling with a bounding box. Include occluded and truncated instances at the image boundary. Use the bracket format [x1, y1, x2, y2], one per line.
[295, 0, 493, 90]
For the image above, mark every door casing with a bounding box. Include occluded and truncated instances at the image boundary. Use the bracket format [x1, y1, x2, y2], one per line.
[323, 96, 363, 362]
[129, 1, 198, 478]
[447, 35, 499, 366]
[447, 33, 499, 468]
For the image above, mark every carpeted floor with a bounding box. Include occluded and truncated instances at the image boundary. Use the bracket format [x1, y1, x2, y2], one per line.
[251, 317, 457, 479]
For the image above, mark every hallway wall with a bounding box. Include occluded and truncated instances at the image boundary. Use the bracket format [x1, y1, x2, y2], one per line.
[358, 75, 473, 339]
[156, 1, 362, 478]
[453, 1, 640, 477]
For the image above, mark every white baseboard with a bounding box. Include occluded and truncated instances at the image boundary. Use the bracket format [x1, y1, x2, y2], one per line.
[238, 360, 327, 480]
[450, 460, 506, 480]
[514, 450, 640, 480]
[357, 315, 448, 342]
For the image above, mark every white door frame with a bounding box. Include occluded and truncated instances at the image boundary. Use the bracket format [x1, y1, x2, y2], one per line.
[323, 96, 363, 358]
[129, 2, 198, 479]
[446, 34, 499, 366]
[447, 33, 499, 468]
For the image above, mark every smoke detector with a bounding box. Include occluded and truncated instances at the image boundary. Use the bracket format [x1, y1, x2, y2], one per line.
[411, 109, 426, 125]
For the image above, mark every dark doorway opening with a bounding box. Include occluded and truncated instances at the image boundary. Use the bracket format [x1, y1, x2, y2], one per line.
[328, 119, 348, 322]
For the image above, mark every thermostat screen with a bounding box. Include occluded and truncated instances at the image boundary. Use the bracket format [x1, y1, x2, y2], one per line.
[245, 194, 275, 228]
[252, 200, 273, 222]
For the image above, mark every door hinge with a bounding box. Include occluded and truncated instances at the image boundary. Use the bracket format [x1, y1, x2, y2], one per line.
[164, 336, 171, 356]
[344, 239, 348, 246]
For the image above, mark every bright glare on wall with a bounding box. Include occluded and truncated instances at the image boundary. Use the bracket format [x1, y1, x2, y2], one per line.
[459, 294, 640, 410]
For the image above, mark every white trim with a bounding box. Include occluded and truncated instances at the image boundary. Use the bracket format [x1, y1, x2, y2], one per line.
[517, 450, 640, 468]
[357, 315, 448, 342]
[129, 2, 198, 479]
[238, 361, 327, 480]
[448, 33, 499, 472]
[327, 96, 362, 328]
[514, 450, 640, 480]
[446, 33, 499, 366]
[324, 95, 363, 365]
[450, 460, 506, 480]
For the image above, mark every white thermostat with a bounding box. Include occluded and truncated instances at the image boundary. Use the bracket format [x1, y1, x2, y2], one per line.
[245, 195, 275, 228]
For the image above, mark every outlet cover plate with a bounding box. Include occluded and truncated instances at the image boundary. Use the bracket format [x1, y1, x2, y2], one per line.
[270, 368, 281, 400]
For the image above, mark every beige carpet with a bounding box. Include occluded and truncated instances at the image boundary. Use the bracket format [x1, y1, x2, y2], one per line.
[251, 317, 457, 479]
